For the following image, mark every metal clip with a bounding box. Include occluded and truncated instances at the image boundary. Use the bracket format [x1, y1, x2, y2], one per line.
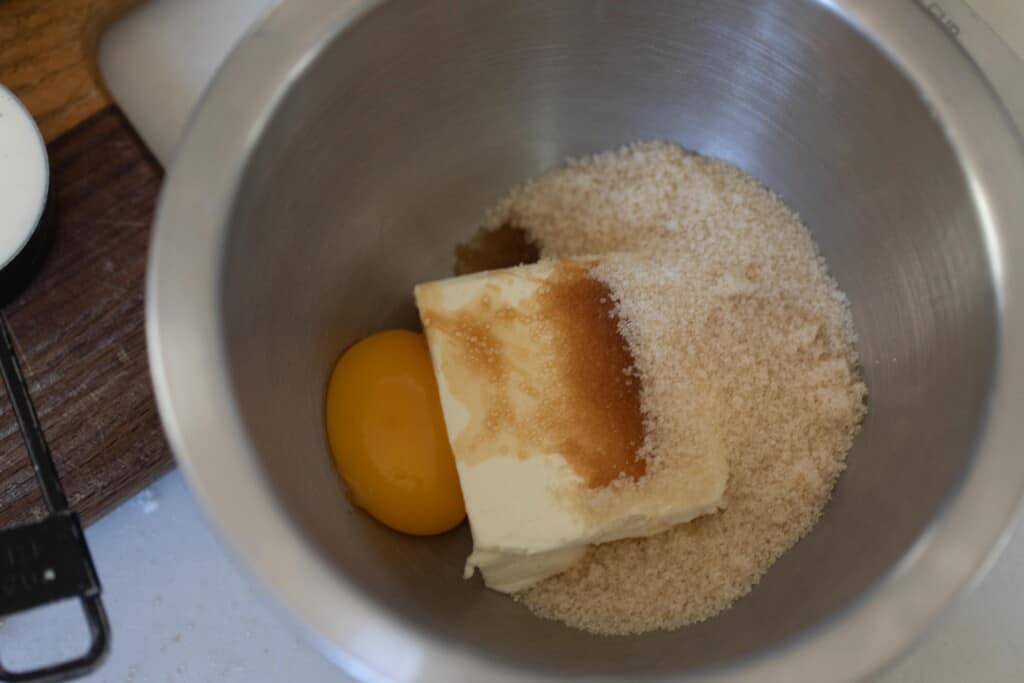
[0, 316, 109, 682]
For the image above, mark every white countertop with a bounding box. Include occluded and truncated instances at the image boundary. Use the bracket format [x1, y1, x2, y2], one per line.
[12, 1, 1016, 681]
[2, 472, 341, 683]
[5, 468, 1021, 683]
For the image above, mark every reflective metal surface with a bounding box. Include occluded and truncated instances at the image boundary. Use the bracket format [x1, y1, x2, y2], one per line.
[147, 0, 1024, 680]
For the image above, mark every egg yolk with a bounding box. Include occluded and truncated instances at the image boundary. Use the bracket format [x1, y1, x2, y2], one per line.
[325, 329, 465, 535]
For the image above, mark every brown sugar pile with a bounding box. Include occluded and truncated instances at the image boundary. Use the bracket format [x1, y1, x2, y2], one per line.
[483, 141, 867, 635]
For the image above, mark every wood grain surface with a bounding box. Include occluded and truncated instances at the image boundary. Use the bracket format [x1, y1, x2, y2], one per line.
[0, 0, 141, 141]
[0, 0, 173, 527]
[0, 107, 170, 527]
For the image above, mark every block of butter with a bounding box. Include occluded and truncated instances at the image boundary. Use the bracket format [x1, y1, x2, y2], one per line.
[414, 259, 728, 593]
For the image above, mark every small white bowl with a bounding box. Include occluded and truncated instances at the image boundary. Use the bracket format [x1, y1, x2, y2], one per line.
[0, 85, 49, 274]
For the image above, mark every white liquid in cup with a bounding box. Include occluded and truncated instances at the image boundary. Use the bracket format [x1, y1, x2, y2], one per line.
[0, 85, 49, 270]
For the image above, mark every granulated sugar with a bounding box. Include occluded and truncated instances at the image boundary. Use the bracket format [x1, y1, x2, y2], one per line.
[486, 141, 866, 635]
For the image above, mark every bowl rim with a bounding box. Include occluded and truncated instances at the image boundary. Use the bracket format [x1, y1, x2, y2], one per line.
[146, 0, 1024, 680]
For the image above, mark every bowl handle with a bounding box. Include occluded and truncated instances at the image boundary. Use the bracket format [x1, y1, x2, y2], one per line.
[0, 315, 109, 683]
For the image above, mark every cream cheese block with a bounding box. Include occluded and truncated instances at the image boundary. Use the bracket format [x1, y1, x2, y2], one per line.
[415, 259, 728, 593]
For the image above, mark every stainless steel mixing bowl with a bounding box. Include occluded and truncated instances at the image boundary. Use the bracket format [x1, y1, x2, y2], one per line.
[147, 0, 1024, 680]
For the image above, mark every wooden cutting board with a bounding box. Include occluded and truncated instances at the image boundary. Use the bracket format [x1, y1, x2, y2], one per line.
[0, 0, 172, 528]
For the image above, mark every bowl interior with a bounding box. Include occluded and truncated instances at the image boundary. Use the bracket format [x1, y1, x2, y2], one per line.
[217, 0, 996, 676]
